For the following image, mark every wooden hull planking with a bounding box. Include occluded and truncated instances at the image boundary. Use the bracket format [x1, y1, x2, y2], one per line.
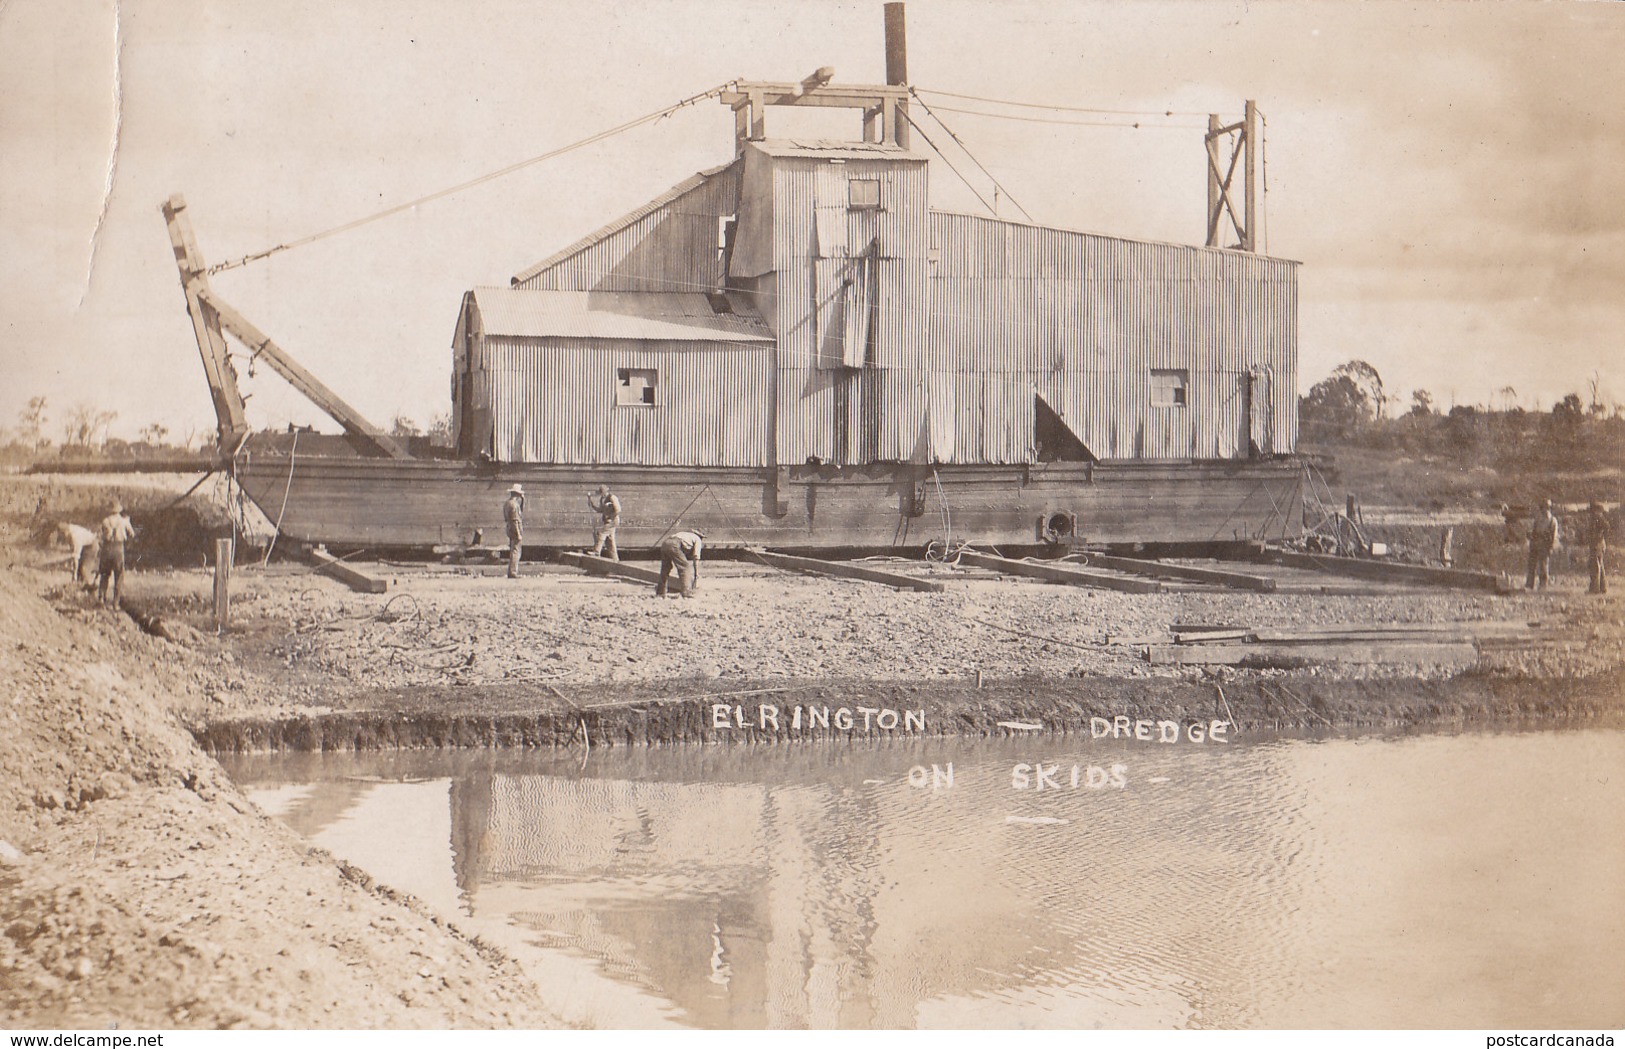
[231, 454, 1306, 551]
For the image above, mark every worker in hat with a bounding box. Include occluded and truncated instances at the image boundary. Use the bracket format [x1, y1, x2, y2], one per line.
[1585, 501, 1609, 595]
[586, 484, 622, 561]
[95, 498, 135, 607]
[1525, 498, 1559, 591]
[655, 528, 705, 598]
[502, 484, 525, 579]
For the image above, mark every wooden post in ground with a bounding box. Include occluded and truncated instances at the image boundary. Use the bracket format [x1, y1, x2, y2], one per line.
[213, 537, 233, 631]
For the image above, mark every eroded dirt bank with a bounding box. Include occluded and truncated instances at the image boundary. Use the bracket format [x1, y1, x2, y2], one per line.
[0, 554, 565, 1029]
[149, 555, 1625, 752]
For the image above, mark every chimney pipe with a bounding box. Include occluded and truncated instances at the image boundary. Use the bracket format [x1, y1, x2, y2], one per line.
[884, 2, 909, 148]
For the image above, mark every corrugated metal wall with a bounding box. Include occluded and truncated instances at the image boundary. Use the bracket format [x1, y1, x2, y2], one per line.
[742, 148, 934, 465]
[514, 164, 742, 294]
[470, 337, 772, 466]
[928, 213, 1299, 462]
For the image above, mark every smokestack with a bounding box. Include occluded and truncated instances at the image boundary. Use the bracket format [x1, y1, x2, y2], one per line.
[884, 2, 909, 148]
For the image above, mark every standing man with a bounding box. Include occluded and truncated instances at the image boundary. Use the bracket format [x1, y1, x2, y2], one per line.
[1586, 501, 1609, 595]
[1525, 498, 1559, 591]
[502, 484, 525, 579]
[96, 500, 135, 607]
[586, 485, 622, 561]
[655, 528, 705, 598]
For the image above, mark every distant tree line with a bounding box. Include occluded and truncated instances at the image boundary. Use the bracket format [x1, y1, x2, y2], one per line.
[0, 396, 453, 469]
[1300, 360, 1624, 488]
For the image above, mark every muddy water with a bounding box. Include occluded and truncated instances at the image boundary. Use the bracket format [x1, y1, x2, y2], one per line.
[221, 728, 1625, 1030]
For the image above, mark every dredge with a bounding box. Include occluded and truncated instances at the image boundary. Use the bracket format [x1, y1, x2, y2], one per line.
[163, 5, 1303, 556]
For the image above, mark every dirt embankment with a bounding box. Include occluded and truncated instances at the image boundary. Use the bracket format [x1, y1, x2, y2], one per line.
[0, 549, 565, 1029]
[119, 552, 1623, 752]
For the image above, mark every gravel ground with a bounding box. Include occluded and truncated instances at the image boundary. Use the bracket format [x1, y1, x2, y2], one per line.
[133, 556, 1625, 704]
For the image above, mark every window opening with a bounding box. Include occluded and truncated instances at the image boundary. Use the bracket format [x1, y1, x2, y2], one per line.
[616, 368, 658, 406]
[1151, 369, 1188, 407]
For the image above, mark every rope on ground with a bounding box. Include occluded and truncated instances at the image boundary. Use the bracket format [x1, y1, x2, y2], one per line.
[956, 613, 1103, 652]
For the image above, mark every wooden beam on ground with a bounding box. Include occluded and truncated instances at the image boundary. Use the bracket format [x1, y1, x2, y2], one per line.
[1254, 549, 1509, 592]
[750, 549, 945, 593]
[1086, 553, 1277, 592]
[1249, 621, 1540, 643]
[1145, 641, 1477, 667]
[557, 551, 662, 586]
[959, 551, 1163, 593]
[309, 548, 388, 594]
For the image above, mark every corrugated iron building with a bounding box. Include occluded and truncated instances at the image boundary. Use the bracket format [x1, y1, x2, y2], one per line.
[453, 290, 773, 466]
[453, 138, 1297, 468]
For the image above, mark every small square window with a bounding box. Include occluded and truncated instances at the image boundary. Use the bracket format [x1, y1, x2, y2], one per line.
[848, 179, 880, 210]
[1151, 369, 1188, 407]
[616, 368, 658, 407]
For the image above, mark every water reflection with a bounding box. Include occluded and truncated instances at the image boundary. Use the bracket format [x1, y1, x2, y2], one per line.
[223, 729, 1625, 1030]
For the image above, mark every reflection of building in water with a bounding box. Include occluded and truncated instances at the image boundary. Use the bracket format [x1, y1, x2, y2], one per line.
[444, 745, 1304, 1029]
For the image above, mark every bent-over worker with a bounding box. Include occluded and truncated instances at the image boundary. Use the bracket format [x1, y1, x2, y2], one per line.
[655, 528, 705, 598]
[96, 501, 135, 607]
[503, 484, 525, 579]
[587, 485, 621, 561]
[60, 522, 97, 585]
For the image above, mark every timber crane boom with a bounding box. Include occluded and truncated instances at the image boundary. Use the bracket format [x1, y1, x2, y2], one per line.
[161, 194, 411, 460]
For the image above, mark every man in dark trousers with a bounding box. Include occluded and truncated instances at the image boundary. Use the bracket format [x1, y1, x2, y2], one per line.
[502, 484, 525, 579]
[586, 484, 621, 561]
[1586, 501, 1609, 595]
[95, 500, 135, 607]
[1525, 498, 1559, 591]
[655, 528, 704, 598]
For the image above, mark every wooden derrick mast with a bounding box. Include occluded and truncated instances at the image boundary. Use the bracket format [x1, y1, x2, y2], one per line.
[161, 194, 411, 460]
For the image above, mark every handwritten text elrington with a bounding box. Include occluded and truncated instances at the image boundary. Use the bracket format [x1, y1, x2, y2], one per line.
[707, 704, 1233, 745]
[710, 703, 926, 733]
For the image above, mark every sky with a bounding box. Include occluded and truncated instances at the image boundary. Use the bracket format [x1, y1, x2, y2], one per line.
[1, 0, 1621, 444]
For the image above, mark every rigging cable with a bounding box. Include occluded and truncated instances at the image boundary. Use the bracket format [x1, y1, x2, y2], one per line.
[206, 80, 741, 275]
[920, 103, 1210, 131]
[907, 90, 1035, 224]
[913, 87, 1213, 119]
[896, 108, 999, 218]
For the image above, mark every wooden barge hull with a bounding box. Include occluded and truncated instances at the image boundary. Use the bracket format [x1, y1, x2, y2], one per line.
[231, 451, 1305, 552]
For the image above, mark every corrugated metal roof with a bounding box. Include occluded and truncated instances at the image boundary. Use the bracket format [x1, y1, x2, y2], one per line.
[930, 209, 1304, 267]
[511, 161, 740, 285]
[470, 288, 773, 343]
[749, 139, 928, 162]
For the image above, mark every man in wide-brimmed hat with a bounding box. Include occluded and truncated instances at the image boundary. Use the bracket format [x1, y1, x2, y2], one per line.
[502, 484, 525, 579]
[96, 499, 135, 607]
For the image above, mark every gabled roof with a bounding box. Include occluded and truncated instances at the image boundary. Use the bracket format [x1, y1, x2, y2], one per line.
[511, 160, 739, 286]
[468, 288, 773, 343]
